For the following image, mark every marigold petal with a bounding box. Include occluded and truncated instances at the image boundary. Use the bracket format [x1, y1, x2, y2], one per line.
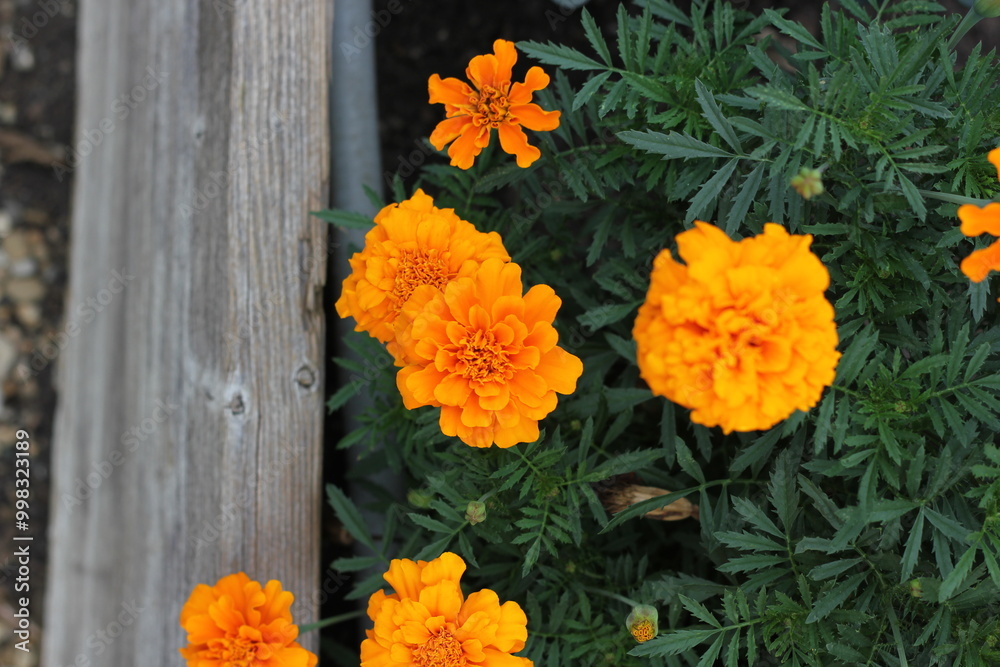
[258, 580, 295, 626]
[420, 551, 467, 586]
[510, 103, 561, 132]
[270, 644, 319, 667]
[439, 406, 463, 439]
[492, 417, 539, 448]
[360, 636, 394, 667]
[475, 258, 523, 308]
[384, 560, 425, 602]
[444, 277, 481, 326]
[434, 373, 474, 406]
[989, 146, 1000, 180]
[428, 74, 474, 107]
[418, 580, 465, 619]
[183, 614, 225, 645]
[534, 347, 583, 396]
[507, 370, 548, 407]
[461, 398, 494, 428]
[430, 115, 474, 152]
[961, 239, 1000, 282]
[479, 649, 534, 667]
[398, 365, 446, 408]
[493, 39, 518, 85]
[522, 284, 560, 326]
[179, 583, 221, 627]
[469, 304, 492, 330]
[389, 643, 413, 664]
[447, 122, 487, 170]
[497, 123, 541, 168]
[463, 639, 487, 663]
[523, 322, 558, 354]
[508, 346, 541, 369]
[959, 202, 1000, 237]
[466, 53, 499, 91]
[510, 66, 551, 104]
[478, 383, 511, 411]
[491, 295, 525, 324]
[399, 620, 433, 646]
[459, 589, 502, 625]
[493, 601, 529, 652]
[366, 590, 390, 622]
[458, 422, 497, 448]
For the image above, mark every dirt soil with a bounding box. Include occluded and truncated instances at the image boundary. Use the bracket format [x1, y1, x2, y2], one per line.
[0, 0, 74, 664]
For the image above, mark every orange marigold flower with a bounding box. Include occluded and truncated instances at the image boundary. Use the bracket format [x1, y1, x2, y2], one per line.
[429, 39, 561, 170]
[179, 572, 317, 667]
[957, 147, 1000, 290]
[633, 222, 840, 434]
[395, 257, 583, 448]
[361, 552, 532, 667]
[335, 189, 510, 350]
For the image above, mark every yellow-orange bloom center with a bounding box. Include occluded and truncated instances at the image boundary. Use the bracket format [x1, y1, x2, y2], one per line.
[413, 629, 467, 667]
[212, 636, 267, 666]
[630, 620, 656, 643]
[391, 248, 453, 307]
[457, 329, 513, 382]
[471, 85, 511, 128]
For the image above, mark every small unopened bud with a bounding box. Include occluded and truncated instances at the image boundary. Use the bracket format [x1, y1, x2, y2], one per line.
[975, 0, 1000, 18]
[790, 167, 825, 200]
[625, 605, 658, 643]
[465, 500, 487, 525]
[407, 488, 433, 508]
[909, 579, 923, 598]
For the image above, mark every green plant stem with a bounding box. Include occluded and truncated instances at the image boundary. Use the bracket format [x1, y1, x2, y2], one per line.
[947, 8, 984, 51]
[298, 609, 367, 634]
[831, 384, 863, 398]
[916, 189, 993, 207]
[581, 586, 642, 607]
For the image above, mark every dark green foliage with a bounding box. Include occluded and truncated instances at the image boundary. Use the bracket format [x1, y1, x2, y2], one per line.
[322, 1, 1000, 664]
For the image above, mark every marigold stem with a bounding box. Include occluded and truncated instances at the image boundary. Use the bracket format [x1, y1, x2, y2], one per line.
[947, 8, 985, 51]
[298, 609, 367, 634]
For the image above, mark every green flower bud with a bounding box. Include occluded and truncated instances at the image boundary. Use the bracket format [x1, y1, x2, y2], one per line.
[625, 605, 658, 643]
[407, 488, 433, 509]
[465, 500, 487, 525]
[790, 167, 825, 200]
[975, 0, 1000, 18]
[909, 579, 923, 598]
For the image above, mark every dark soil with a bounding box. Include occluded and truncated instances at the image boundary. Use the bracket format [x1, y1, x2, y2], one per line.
[0, 0, 75, 663]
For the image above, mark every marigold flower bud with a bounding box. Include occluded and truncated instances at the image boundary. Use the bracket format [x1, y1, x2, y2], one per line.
[790, 167, 825, 200]
[407, 488, 433, 508]
[975, 0, 1000, 18]
[465, 500, 487, 525]
[909, 579, 923, 598]
[625, 605, 658, 643]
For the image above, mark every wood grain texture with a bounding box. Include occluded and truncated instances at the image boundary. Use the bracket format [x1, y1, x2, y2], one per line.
[43, 0, 330, 663]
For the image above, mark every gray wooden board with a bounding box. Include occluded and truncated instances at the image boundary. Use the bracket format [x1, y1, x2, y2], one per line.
[43, 1, 331, 663]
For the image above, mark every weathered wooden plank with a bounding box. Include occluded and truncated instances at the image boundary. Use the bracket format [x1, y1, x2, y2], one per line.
[42, 1, 330, 664]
